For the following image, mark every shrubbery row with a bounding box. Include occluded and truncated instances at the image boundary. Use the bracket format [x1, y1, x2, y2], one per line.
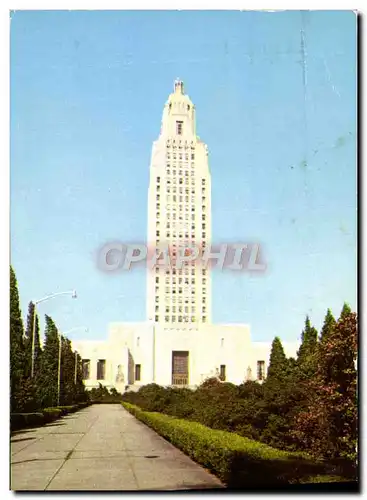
[122, 402, 350, 487]
[11, 402, 90, 431]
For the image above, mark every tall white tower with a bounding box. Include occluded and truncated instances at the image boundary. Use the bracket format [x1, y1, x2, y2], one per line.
[147, 79, 212, 329]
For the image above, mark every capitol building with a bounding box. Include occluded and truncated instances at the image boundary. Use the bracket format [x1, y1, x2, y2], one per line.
[72, 80, 299, 392]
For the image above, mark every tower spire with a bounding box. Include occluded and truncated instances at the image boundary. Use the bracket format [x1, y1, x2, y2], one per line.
[174, 78, 184, 94]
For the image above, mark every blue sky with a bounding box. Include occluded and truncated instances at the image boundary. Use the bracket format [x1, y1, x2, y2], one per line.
[10, 10, 357, 343]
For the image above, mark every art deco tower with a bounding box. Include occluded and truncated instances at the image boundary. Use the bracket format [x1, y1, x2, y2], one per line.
[147, 80, 212, 328]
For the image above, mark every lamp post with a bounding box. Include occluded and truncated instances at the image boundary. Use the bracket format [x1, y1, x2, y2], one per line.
[57, 326, 88, 407]
[31, 290, 77, 378]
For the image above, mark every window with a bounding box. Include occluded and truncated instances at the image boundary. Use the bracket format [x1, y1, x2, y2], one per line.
[220, 365, 226, 381]
[135, 364, 141, 381]
[176, 121, 183, 135]
[257, 361, 265, 381]
[137, 336, 140, 347]
[82, 359, 90, 380]
[97, 359, 106, 380]
[155, 315, 159, 322]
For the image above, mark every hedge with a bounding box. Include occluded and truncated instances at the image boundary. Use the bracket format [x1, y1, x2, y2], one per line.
[11, 402, 90, 431]
[11, 412, 44, 429]
[122, 403, 349, 488]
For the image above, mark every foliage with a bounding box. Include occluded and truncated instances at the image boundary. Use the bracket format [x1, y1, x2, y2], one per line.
[122, 402, 349, 488]
[296, 316, 318, 380]
[10, 266, 26, 412]
[266, 337, 288, 383]
[24, 301, 42, 379]
[11, 402, 90, 431]
[292, 308, 357, 464]
[88, 383, 123, 402]
[122, 307, 358, 477]
[10, 267, 89, 414]
[37, 315, 60, 408]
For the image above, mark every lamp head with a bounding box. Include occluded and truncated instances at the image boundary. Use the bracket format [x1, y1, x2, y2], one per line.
[72, 290, 77, 299]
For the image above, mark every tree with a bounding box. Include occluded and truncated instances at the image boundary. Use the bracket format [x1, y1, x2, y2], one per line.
[24, 301, 42, 379]
[296, 315, 318, 380]
[292, 309, 358, 462]
[60, 337, 83, 405]
[74, 352, 88, 403]
[266, 337, 288, 383]
[319, 308, 336, 343]
[263, 337, 304, 449]
[10, 266, 26, 412]
[38, 315, 60, 408]
[339, 302, 352, 320]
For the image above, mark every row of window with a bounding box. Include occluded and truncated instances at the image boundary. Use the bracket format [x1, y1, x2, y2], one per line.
[157, 306, 206, 313]
[82, 359, 106, 380]
[156, 277, 207, 284]
[167, 213, 206, 220]
[213, 362, 266, 382]
[160, 187, 206, 195]
[155, 315, 207, 323]
[156, 205, 207, 213]
[156, 230, 207, 238]
[156, 301, 204, 309]
[156, 294, 207, 302]
[154, 272, 206, 279]
[166, 153, 195, 161]
[159, 268, 207, 275]
[159, 223, 206, 231]
[155, 287, 207, 294]
[156, 177, 205, 185]
[165, 139, 195, 148]
[82, 360, 265, 382]
[166, 164, 196, 174]
[156, 196, 207, 204]
[81, 361, 265, 384]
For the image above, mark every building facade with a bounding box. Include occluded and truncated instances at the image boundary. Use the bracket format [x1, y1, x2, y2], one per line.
[72, 80, 299, 391]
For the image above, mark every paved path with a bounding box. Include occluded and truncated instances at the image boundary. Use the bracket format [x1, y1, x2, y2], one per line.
[11, 404, 224, 491]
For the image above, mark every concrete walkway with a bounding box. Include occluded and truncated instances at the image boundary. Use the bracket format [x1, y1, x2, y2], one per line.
[11, 404, 224, 491]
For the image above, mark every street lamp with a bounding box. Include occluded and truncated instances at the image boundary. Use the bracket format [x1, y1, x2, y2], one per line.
[57, 326, 88, 406]
[31, 290, 77, 378]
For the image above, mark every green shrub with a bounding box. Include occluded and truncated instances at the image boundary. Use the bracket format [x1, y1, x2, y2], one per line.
[11, 412, 44, 430]
[11, 403, 89, 431]
[56, 405, 80, 415]
[122, 403, 345, 487]
[42, 407, 63, 423]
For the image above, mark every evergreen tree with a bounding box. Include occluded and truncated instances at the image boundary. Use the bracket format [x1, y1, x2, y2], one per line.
[319, 308, 336, 343]
[10, 266, 25, 412]
[24, 301, 42, 378]
[74, 352, 88, 403]
[296, 315, 318, 379]
[266, 337, 288, 382]
[60, 337, 80, 405]
[293, 309, 358, 462]
[339, 302, 352, 320]
[263, 337, 305, 449]
[38, 315, 60, 408]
